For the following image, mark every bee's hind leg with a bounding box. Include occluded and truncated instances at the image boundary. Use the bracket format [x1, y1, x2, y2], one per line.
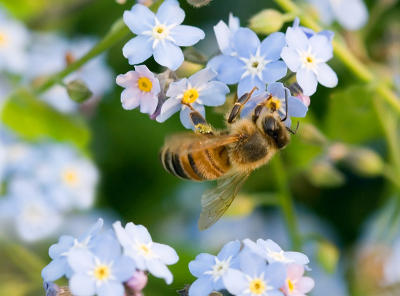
[183, 103, 214, 135]
[227, 86, 258, 123]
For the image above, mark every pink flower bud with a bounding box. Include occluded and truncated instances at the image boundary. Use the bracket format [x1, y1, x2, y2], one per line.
[125, 270, 148, 294]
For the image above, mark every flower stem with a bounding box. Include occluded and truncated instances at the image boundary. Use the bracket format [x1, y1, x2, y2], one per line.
[273, 0, 400, 114]
[271, 155, 302, 251]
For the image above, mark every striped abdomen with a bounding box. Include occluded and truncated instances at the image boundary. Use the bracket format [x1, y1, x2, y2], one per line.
[160, 144, 231, 181]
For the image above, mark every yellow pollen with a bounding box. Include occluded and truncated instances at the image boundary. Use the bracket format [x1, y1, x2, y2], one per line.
[252, 61, 259, 68]
[137, 77, 153, 92]
[139, 244, 151, 255]
[306, 56, 314, 64]
[62, 169, 78, 186]
[249, 279, 266, 295]
[266, 97, 281, 111]
[157, 27, 164, 34]
[94, 265, 110, 281]
[182, 88, 199, 104]
[287, 279, 295, 293]
[0, 32, 7, 46]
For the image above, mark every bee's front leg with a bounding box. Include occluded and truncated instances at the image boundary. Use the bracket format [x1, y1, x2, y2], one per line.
[227, 86, 258, 123]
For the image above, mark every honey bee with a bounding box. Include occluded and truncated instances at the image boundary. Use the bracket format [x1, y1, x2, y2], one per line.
[160, 87, 297, 230]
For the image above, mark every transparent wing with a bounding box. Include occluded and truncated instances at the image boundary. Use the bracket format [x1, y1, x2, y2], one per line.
[198, 172, 250, 230]
[163, 132, 240, 153]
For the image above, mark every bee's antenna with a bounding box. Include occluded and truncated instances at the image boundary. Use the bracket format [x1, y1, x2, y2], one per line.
[286, 121, 300, 135]
[281, 88, 289, 122]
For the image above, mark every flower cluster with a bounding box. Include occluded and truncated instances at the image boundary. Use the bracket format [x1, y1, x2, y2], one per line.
[188, 238, 314, 296]
[0, 130, 98, 242]
[118, 1, 337, 130]
[42, 219, 179, 296]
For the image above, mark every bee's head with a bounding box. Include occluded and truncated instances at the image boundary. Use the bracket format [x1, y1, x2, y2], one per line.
[261, 113, 290, 149]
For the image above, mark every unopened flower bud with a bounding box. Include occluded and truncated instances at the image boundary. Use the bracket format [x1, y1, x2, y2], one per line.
[344, 148, 384, 177]
[327, 143, 350, 162]
[138, 0, 153, 6]
[125, 270, 148, 295]
[307, 160, 345, 187]
[249, 9, 286, 35]
[316, 241, 340, 274]
[66, 79, 93, 103]
[186, 0, 212, 8]
[298, 123, 328, 146]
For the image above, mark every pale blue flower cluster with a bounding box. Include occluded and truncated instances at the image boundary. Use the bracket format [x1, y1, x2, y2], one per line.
[188, 238, 313, 296]
[42, 219, 179, 296]
[0, 130, 98, 242]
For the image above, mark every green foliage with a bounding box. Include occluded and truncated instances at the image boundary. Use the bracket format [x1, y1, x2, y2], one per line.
[1, 89, 90, 150]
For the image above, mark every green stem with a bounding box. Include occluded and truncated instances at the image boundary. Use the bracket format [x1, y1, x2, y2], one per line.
[33, 18, 129, 94]
[273, 0, 400, 114]
[271, 156, 302, 251]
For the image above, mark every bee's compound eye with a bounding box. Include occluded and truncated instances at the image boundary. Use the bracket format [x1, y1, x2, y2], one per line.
[262, 116, 278, 139]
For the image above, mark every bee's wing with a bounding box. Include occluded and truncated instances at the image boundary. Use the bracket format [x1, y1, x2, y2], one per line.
[163, 132, 240, 153]
[198, 172, 250, 230]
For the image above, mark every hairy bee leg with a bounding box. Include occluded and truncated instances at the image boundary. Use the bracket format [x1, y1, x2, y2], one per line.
[183, 103, 214, 135]
[252, 103, 265, 123]
[227, 86, 258, 123]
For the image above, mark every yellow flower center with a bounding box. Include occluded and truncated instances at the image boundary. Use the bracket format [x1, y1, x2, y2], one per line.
[152, 24, 169, 39]
[0, 32, 7, 46]
[249, 278, 266, 295]
[266, 96, 281, 111]
[62, 169, 78, 186]
[94, 265, 111, 281]
[137, 77, 153, 92]
[287, 279, 295, 293]
[306, 56, 314, 64]
[182, 88, 199, 104]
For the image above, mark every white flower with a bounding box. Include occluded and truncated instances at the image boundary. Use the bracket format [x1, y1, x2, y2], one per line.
[113, 221, 179, 284]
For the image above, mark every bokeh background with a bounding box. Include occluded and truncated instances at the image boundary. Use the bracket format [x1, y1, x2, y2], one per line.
[1, 0, 400, 295]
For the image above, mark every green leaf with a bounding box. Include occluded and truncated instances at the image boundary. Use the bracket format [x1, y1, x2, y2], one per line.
[324, 85, 381, 143]
[1, 89, 90, 150]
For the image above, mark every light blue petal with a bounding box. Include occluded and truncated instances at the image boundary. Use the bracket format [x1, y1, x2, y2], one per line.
[232, 28, 260, 58]
[125, 223, 152, 244]
[217, 240, 241, 261]
[152, 242, 179, 265]
[123, 5, 155, 35]
[156, 98, 181, 122]
[97, 281, 124, 296]
[180, 106, 195, 129]
[316, 63, 338, 87]
[214, 20, 232, 55]
[207, 55, 226, 73]
[285, 27, 309, 51]
[113, 221, 133, 250]
[170, 25, 205, 47]
[216, 56, 244, 84]
[139, 95, 158, 114]
[189, 68, 217, 89]
[261, 61, 287, 84]
[260, 32, 286, 61]
[309, 35, 332, 62]
[223, 268, 247, 295]
[41, 258, 68, 282]
[91, 233, 121, 262]
[261, 239, 282, 253]
[287, 96, 308, 118]
[123, 36, 153, 65]
[189, 253, 215, 277]
[318, 30, 334, 42]
[240, 92, 268, 118]
[284, 117, 292, 128]
[156, 0, 185, 25]
[265, 263, 286, 288]
[83, 218, 104, 241]
[113, 256, 136, 282]
[69, 274, 96, 296]
[198, 81, 229, 106]
[68, 249, 94, 272]
[166, 78, 188, 98]
[147, 259, 173, 284]
[281, 47, 301, 72]
[267, 82, 285, 99]
[121, 88, 141, 110]
[237, 75, 266, 98]
[49, 235, 74, 259]
[331, 0, 368, 30]
[286, 251, 310, 265]
[229, 13, 240, 31]
[188, 277, 214, 296]
[154, 41, 184, 70]
[307, 0, 334, 25]
[239, 249, 267, 276]
[296, 68, 317, 96]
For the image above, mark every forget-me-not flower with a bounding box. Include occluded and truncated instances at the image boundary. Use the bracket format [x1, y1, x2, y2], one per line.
[116, 65, 161, 114]
[241, 82, 308, 128]
[282, 264, 315, 296]
[123, 0, 205, 70]
[224, 250, 286, 296]
[113, 221, 179, 284]
[41, 218, 104, 282]
[188, 240, 241, 296]
[243, 239, 309, 266]
[68, 232, 135, 296]
[306, 0, 368, 31]
[281, 23, 338, 96]
[209, 27, 287, 97]
[156, 67, 229, 129]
